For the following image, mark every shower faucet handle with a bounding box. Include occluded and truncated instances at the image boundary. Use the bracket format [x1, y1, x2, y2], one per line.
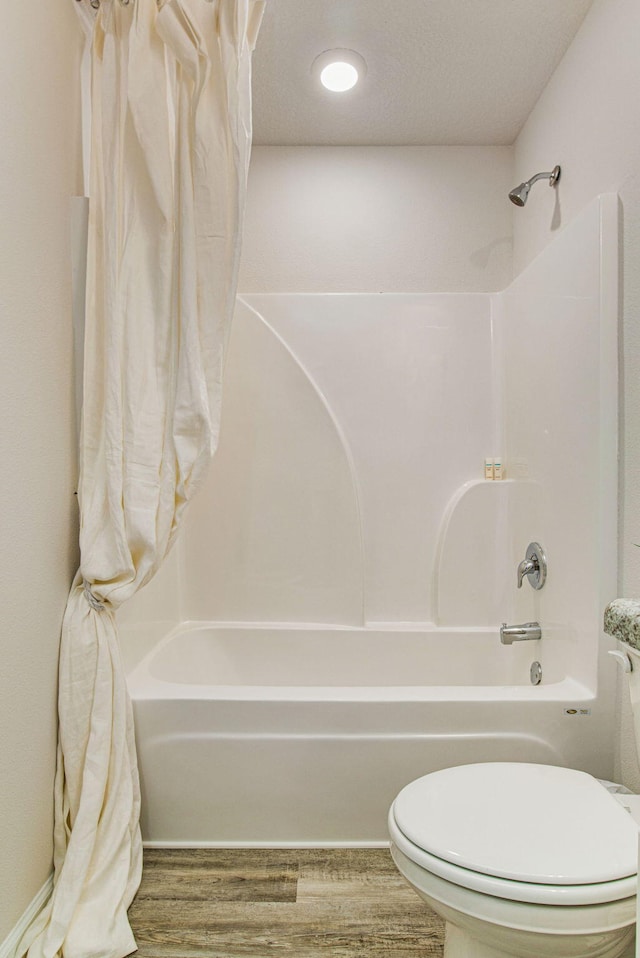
[517, 542, 547, 590]
[516, 557, 537, 588]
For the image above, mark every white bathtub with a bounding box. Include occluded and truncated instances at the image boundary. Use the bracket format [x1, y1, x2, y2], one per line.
[126, 622, 602, 847]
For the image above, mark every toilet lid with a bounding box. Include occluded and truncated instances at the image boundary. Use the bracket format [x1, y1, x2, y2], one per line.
[392, 763, 638, 885]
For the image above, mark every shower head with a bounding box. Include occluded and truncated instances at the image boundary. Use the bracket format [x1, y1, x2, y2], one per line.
[509, 165, 561, 207]
[508, 182, 531, 207]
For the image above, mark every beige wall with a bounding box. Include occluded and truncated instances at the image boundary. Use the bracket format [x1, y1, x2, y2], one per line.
[512, 0, 640, 787]
[0, 2, 82, 942]
[239, 146, 514, 293]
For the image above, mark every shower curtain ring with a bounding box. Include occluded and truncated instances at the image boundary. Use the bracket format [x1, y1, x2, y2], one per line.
[83, 579, 106, 612]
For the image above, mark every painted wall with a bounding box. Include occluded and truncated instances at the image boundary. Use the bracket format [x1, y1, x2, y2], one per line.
[0, 3, 82, 942]
[239, 146, 514, 293]
[510, 0, 640, 787]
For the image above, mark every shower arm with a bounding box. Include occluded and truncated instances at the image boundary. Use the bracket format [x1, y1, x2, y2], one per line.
[527, 168, 561, 188]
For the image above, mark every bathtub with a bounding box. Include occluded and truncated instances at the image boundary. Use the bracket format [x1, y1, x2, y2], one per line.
[126, 622, 602, 847]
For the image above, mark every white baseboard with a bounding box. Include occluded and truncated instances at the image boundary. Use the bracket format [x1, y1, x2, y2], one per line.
[0, 875, 53, 958]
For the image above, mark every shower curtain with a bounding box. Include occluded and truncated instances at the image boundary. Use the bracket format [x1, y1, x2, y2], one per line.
[18, 1, 263, 955]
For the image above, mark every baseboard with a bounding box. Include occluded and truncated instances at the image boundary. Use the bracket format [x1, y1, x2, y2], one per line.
[0, 874, 53, 958]
[142, 840, 391, 849]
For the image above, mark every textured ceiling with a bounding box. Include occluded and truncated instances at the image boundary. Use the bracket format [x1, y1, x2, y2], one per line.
[252, 0, 594, 146]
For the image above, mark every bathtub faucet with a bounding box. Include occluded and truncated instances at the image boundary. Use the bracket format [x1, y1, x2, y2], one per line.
[500, 621, 542, 644]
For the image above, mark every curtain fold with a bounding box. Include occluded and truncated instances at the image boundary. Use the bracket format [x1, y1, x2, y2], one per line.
[18, 1, 263, 955]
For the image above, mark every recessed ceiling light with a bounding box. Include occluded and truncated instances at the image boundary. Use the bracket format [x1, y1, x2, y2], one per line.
[321, 61, 359, 93]
[312, 49, 367, 93]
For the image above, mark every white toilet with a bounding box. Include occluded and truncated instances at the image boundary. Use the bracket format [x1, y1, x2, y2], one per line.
[388, 762, 638, 958]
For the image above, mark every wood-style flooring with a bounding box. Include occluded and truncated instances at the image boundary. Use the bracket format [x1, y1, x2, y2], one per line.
[129, 848, 445, 957]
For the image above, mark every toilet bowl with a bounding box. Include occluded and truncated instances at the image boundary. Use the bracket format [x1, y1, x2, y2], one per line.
[388, 763, 638, 958]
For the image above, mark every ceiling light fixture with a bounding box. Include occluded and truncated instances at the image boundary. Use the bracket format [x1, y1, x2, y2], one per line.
[312, 49, 367, 93]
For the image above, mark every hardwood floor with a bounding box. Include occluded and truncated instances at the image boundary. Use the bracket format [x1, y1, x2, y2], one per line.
[129, 849, 445, 957]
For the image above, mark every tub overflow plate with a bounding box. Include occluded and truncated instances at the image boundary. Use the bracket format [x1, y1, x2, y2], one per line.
[530, 661, 542, 685]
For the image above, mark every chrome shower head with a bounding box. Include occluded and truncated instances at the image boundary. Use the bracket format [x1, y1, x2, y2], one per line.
[509, 165, 561, 207]
[509, 182, 530, 207]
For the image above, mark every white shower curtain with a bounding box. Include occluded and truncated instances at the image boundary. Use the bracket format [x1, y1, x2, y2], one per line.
[19, 1, 263, 955]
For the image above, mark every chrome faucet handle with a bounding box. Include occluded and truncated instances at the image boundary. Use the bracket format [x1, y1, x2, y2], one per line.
[517, 558, 537, 589]
[517, 542, 547, 590]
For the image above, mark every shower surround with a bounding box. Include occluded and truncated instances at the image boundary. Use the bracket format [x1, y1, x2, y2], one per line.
[120, 194, 618, 845]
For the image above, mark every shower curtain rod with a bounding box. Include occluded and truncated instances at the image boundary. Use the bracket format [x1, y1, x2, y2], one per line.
[75, 0, 133, 8]
[75, 0, 267, 7]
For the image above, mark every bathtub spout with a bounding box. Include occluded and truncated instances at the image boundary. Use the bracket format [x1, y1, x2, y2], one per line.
[500, 622, 542, 644]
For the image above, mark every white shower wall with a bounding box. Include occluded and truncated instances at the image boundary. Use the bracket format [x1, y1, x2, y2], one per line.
[499, 194, 618, 696]
[183, 293, 495, 625]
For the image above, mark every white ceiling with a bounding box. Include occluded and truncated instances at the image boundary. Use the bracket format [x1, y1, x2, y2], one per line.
[252, 0, 594, 146]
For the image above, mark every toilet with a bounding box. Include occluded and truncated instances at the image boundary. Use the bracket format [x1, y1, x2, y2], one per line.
[388, 762, 638, 958]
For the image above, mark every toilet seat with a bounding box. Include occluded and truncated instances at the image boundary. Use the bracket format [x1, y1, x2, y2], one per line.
[390, 763, 638, 907]
[389, 807, 637, 906]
